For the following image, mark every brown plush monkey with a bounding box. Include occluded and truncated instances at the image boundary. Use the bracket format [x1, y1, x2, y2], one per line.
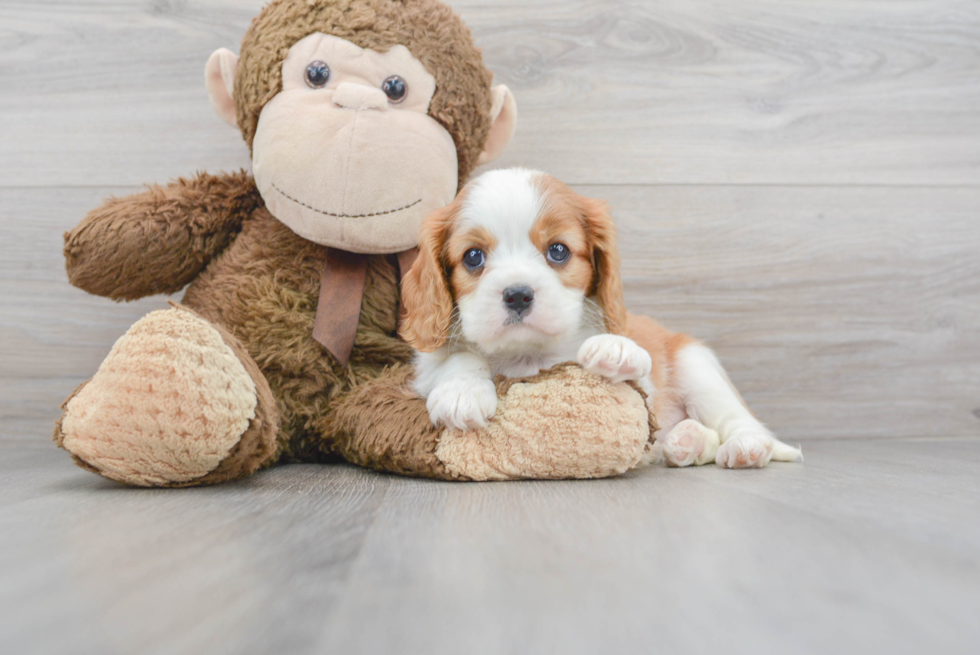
[53, 0, 651, 487]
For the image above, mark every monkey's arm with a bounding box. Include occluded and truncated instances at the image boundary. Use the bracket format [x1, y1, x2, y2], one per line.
[64, 170, 262, 301]
[331, 363, 652, 481]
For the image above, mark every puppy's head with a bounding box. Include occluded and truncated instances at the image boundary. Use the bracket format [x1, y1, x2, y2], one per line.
[400, 168, 627, 353]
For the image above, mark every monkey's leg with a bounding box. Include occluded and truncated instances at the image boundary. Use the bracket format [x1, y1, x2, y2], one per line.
[54, 305, 280, 487]
[329, 363, 653, 481]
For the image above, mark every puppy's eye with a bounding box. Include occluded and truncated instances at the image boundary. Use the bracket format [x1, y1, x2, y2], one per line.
[463, 248, 485, 271]
[305, 61, 331, 88]
[547, 243, 570, 264]
[382, 75, 408, 103]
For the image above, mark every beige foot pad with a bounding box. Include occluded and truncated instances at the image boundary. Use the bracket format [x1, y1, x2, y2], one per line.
[59, 307, 258, 486]
[435, 363, 653, 481]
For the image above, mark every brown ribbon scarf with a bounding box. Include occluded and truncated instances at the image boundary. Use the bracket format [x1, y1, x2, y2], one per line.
[311, 247, 419, 366]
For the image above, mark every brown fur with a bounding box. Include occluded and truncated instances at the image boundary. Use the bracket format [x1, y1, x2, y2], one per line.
[62, 173, 416, 472]
[328, 363, 464, 479]
[582, 197, 627, 335]
[446, 224, 497, 299]
[533, 176, 628, 336]
[399, 200, 458, 352]
[330, 362, 656, 481]
[236, 0, 494, 186]
[56, 1, 652, 486]
[182, 206, 414, 462]
[529, 188, 594, 294]
[626, 313, 695, 431]
[58, 0, 499, 484]
[64, 170, 262, 301]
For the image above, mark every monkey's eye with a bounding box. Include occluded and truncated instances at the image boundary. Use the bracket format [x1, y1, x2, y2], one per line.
[382, 75, 408, 103]
[305, 61, 331, 88]
[547, 243, 570, 264]
[463, 248, 485, 271]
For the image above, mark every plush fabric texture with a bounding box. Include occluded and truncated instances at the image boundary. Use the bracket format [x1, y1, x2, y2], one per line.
[57, 306, 261, 487]
[435, 364, 655, 481]
[64, 170, 262, 301]
[253, 79, 459, 253]
[55, 0, 654, 487]
[180, 201, 415, 462]
[331, 362, 653, 481]
[59, 173, 655, 485]
[235, 0, 494, 185]
[329, 363, 458, 479]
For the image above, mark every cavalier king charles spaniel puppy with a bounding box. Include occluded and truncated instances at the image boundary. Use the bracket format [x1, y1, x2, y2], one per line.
[399, 168, 802, 468]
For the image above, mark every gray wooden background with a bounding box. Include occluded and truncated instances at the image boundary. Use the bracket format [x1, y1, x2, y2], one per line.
[1, 0, 978, 444]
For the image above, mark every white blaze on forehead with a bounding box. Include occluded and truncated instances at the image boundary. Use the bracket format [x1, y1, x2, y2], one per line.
[451, 168, 590, 356]
[460, 168, 544, 254]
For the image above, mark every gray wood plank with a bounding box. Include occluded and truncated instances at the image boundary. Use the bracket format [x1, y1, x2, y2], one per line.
[4, 185, 978, 442]
[1, 0, 978, 187]
[1, 439, 978, 655]
[0, 441, 392, 655]
[599, 183, 980, 441]
[0, 186, 174, 442]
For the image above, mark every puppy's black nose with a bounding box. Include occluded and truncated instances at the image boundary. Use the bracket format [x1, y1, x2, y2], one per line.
[503, 286, 534, 314]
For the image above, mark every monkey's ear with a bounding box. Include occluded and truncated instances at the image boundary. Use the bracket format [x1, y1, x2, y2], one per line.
[476, 85, 517, 166]
[205, 48, 239, 127]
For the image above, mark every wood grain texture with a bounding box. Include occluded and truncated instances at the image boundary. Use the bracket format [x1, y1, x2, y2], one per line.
[0, 2, 978, 442]
[3, 184, 980, 442]
[1, 439, 978, 654]
[0, 0, 978, 186]
[2, 3, 979, 652]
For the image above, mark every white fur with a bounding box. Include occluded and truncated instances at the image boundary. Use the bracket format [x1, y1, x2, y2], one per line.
[661, 345, 803, 468]
[454, 169, 586, 355]
[413, 168, 649, 430]
[578, 334, 652, 384]
[413, 169, 803, 470]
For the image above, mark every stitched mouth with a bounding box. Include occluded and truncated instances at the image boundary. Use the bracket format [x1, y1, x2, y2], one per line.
[273, 184, 422, 219]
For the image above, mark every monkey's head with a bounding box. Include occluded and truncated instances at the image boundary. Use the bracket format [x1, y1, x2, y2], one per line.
[204, 0, 516, 254]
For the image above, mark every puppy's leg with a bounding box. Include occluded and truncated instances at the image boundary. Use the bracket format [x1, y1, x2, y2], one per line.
[414, 351, 497, 431]
[674, 344, 802, 468]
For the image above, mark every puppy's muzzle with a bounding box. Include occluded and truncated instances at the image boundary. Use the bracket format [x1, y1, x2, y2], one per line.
[503, 285, 534, 318]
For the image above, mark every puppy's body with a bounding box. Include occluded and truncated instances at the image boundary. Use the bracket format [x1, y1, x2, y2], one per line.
[401, 168, 802, 469]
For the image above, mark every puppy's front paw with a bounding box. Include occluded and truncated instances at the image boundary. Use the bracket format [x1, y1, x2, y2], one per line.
[577, 335, 652, 383]
[715, 431, 774, 469]
[426, 377, 498, 430]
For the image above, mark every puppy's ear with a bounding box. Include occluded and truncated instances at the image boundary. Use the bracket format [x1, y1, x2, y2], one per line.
[583, 198, 628, 336]
[399, 204, 456, 352]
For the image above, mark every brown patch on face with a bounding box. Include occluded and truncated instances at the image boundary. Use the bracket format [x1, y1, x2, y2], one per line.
[532, 173, 627, 334]
[445, 224, 497, 298]
[398, 198, 460, 352]
[529, 174, 594, 293]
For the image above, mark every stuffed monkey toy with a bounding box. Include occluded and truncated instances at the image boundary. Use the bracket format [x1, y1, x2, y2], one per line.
[53, 0, 652, 487]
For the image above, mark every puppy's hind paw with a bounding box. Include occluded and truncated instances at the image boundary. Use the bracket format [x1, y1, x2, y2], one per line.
[715, 432, 774, 469]
[660, 419, 720, 467]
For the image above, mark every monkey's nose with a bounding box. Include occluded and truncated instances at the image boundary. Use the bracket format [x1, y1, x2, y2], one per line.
[332, 83, 388, 111]
[503, 286, 534, 315]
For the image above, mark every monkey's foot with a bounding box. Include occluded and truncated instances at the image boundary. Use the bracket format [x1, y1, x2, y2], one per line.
[55, 306, 278, 487]
[435, 364, 654, 480]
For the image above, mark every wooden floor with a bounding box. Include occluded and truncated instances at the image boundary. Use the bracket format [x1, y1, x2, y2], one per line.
[1, 1, 979, 652]
[2, 438, 979, 655]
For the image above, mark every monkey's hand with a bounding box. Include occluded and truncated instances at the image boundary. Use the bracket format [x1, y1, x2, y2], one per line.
[64, 170, 262, 301]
